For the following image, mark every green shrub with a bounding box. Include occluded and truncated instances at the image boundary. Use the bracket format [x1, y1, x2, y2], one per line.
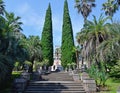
[110, 60, 120, 78]
[87, 62, 109, 86]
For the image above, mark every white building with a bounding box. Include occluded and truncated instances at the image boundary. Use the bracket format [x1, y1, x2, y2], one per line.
[51, 46, 63, 71]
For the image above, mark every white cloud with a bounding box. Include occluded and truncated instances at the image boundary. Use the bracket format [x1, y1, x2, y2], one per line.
[15, 2, 45, 35]
[16, 2, 30, 15]
[22, 13, 44, 29]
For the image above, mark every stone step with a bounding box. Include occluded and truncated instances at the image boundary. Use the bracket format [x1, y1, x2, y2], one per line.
[27, 83, 84, 87]
[24, 72, 86, 93]
[25, 88, 85, 91]
[25, 81, 85, 93]
[28, 84, 83, 86]
[42, 72, 70, 75]
[41, 74, 73, 76]
[42, 74, 71, 76]
[30, 81, 81, 83]
[42, 75, 72, 77]
[39, 78, 73, 81]
[29, 83, 82, 86]
[41, 76, 73, 78]
[41, 75, 73, 80]
[27, 86, 84, 89]
[39, 79, 73, 81]
[45, 73, 70, 75]
[24, 90, 86, 93]
[41, 75, 72, 77]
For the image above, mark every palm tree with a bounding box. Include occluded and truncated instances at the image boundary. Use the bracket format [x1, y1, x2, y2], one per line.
[75, 0, 96, 22]
[76, 14, 110, 67]
[5, 12, 23, 35]
[102, 0, 119, 20]
[0, 11, 25, 61]
[73, 46, 81, 68]
[0, 0, 5, 15]
[97, 22, 120, 63]
[0, 12, 23, 41]
[0, 4, 27, 87]
[0, 36, 28, 87]
[21, 36, 42, 72]
[0, 11, 25, 59]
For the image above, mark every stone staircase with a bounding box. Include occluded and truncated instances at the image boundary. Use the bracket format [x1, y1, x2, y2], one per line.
[24, 72, 86, 93]
[40, 72, 73, 81]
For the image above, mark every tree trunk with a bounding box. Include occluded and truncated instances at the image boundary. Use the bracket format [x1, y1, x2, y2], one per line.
[29, 57, 34, 73]
[82, 57, 84, 65]
[76, 51, 78, 69]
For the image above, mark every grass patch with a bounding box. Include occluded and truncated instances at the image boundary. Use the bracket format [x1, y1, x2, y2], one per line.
[99, 78, 120, 93]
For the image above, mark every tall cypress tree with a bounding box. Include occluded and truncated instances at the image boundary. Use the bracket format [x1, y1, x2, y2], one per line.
[61, 0, 76, 68]
[41, 3, 53, 66]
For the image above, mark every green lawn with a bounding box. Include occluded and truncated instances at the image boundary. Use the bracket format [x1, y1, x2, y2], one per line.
[100, 78, 120, 93]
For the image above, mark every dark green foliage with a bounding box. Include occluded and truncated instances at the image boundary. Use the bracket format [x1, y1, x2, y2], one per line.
[61, 0, 76, 68]
[41, 3, 53, 66]
[110, 60, 120, 78]
[0, 0, 28, 88]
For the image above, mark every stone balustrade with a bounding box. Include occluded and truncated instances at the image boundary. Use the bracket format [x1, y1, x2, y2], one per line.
[68, 69, 97, 92]
[83, 78, 96, 93]
[73, 74, 80, 81]
[13, 78, 27, 93]
[12, 72, 30, 93]
[80, 72, 89, 81]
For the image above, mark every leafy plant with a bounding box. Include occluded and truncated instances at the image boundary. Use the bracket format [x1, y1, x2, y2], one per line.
[13, 61, 21, 71]
[35, 61, 44, 67]
[67, 63, 71, 70]
[71, 62, 76, 70]
[87, 62, 109, 86]
[87, 64, 99, 84]
[24, 60, 32, 66]
[110, 60, 120, 78]
[43, 59, 49, 66]
[33, 61, 43, 71]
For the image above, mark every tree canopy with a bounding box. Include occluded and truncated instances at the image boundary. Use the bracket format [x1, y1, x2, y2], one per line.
[41, 3, 53, 66]
[61, 0, 76, 68]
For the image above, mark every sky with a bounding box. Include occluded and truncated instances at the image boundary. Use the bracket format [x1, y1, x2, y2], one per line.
[4, 0, 120, 48]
